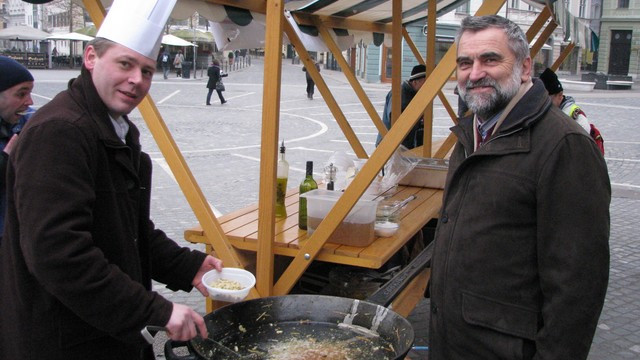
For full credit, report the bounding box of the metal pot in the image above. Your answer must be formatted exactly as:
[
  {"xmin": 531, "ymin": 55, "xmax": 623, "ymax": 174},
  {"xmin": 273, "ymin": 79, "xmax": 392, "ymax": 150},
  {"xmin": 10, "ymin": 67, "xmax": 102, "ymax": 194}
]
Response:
[{"xmin": 165, "ymin": 243, "xmax": 433, "ymax": 360}]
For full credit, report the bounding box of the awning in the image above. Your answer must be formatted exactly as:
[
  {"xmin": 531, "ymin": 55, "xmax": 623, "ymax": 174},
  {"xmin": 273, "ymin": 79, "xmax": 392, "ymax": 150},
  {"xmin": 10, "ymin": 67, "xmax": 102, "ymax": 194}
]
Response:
[
  {"xmin": 162, "ymin": 34, "xmax": 197, "ymax": 47},
  {"xmin": 73, "ymin": 0, "xmax": 473, "ymax": 50},
  {"xmin": 0, "ymin": 25, "xmax": 50, "ymax": 40},
  {"xmin": 47, "ymin": 32, "xmax": 94, "ymax": 41}
]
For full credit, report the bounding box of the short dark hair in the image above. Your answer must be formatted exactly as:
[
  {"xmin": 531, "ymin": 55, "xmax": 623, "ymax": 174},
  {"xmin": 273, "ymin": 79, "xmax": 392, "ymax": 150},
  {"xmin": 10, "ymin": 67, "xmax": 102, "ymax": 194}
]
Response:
[
  {"xmin": 87, "ymin": 37, "xmax": 117, "ymax": 57},
  {"xmin": 456, "ymin": 15, "xmax": 530, "ymax": 64}
]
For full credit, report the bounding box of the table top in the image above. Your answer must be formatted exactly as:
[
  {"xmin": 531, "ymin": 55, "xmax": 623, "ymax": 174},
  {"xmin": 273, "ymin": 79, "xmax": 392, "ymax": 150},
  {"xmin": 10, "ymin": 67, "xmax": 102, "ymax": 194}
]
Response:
[{"xmin": 185, "ymin": 185, "xmax": 443, "ymax": 269}]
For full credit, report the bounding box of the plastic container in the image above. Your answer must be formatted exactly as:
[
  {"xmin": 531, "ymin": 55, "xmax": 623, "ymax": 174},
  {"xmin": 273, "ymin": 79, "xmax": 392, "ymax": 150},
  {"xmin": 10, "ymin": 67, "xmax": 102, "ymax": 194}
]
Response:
[
  {"xmin": 202, "ymin": 268, "xmax": 255, "ymax": 303},
  {"xmin": 300, "ymin": 189, "xmax": 381, "ymax": 247}
]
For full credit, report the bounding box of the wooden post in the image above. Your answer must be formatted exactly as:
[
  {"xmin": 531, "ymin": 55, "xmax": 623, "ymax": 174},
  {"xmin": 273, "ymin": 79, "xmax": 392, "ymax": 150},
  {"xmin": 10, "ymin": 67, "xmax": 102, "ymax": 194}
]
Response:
[
  {"xmin": 255, "ymin": 0, "xmax": 285, "ymax": 298},
  {"xmin": 551, "ymin": 42, "xmax": 576, "ymax": 71},
  {"xmin": 391, "ymin": 0, "xmax": 402, "ymax": 127}
]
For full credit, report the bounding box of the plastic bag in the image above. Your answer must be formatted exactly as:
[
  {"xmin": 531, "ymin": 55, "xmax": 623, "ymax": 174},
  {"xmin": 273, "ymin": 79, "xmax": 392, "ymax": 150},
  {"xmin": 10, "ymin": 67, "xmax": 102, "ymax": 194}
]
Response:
[{"xmin": 366, "ymin": 145, "xmax": 420, "ymax": 196}]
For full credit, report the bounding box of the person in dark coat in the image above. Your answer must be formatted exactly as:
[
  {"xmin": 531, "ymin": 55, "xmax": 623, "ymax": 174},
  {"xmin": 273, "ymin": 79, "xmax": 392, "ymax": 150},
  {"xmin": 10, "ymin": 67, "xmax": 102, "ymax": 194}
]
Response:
[
  {"xmin": 375, "ymin": 64, "xmax": 427, "ymax": 148},
  {"xmin": 206, "ymin": 59, "xmax": 227, "ymax": 105},
  {"xmin": 0, "ymin": 1, "xmax": 223, "ymax": 359},
  {"xmin": 0, "ymin": 56, "xmax": 34, "ymax": 245},
  {"xmin": 302, "ymin": 57, "xmax": 321, "ymax": 99},
  {"xmin": 428, "ymin": 15, "xmax": 610, "ymax": 360}
]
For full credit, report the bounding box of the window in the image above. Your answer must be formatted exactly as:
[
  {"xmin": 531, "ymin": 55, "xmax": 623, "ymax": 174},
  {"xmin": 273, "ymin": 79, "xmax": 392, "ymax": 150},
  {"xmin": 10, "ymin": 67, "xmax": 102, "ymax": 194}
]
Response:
[
  {"xmin": 579, "ymin": 0, "xmax": 586, "ymax": 17},
  {"xmin": 510, "ymin": 0, "xmax": 519, "ymax": 9},
  {"xmin": 618, "ymin": 0, "xmax": 629, "ymax": 8},
  {"xmin": 456, "ymin": 2, "xmax": 469, "ymax": 14}
]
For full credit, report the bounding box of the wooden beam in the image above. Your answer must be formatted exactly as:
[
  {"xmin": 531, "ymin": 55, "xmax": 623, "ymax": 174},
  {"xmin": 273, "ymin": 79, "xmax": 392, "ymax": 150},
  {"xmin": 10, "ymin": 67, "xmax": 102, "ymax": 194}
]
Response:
[
  {"xmin": 403, "ymin": 26, "xmax": 425, "ymax": 65},
  {"xmin": 526, "ymin": 5, "xmax": 552, "ymax": 43},
  {"xmin": 422, "ymin": 0, "xmax": 437, "ymax": 158},
  {"xmin": 293, "ymin": 12, "xmax": 392, "ymax": 34},
  {"xmin": 551, "ymin": 42, "xmax": 575, "ymax": 71},
  {"xmin": 530, "ymin": 21, "xmax": 557, "ymax": 59},
  {"xmin": 255, "ymin": 0, "xmax": 285, "ymax": 298},
  {"xmin": 391, "ymin": 0, "xmax": 402, "ymax": 127},
  {"xmin": 82, "ymin": 0, "xmax": 105, "ymax": 27},
  {"xmin": 312, "ymin": 17, "xmax": 387, "ymax": 146},
  {"xmin": 433, "ymin": 132, "xmax": 457, "ymax": 159},
  {"xmin": 437, "ymin": 91, "xmax": 458, "ymax": 125},
  {"xmin": 283, "ymin": 21, "xmax": 369, "ymax": 159}
]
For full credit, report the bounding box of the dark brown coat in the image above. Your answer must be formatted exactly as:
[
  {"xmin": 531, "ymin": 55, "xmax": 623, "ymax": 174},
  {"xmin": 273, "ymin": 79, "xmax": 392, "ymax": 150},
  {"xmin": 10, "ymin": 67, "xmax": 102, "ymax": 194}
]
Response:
[
  {"xmin": 428, "ymin": 80, "xmax": 610, "ymax": 359},
  {"xmin": 0, "ymin": 68, "xmax": 207, "ymax": 360}
]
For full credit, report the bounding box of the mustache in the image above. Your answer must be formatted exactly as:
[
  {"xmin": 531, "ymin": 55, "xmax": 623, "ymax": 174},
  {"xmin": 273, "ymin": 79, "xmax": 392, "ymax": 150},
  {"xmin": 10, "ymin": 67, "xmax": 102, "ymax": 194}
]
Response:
[{"xmin": 465, "ymin": 77, "xmax": 498, "ymax": 90}]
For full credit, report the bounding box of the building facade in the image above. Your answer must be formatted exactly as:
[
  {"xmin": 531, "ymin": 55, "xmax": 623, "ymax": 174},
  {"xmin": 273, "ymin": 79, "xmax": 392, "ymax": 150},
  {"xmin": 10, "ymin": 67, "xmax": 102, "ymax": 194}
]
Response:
[{"xmin": 598, "ymin": 0, "xmax": 639, "ymax": 77}]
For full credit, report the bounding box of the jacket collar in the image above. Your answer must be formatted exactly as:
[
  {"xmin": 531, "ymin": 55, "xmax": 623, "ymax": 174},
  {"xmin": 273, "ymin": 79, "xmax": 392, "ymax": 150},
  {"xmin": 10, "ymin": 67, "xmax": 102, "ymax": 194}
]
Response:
[{"xmin": 67, "ymin": 67, "xmax": 141, "ymax": 151}]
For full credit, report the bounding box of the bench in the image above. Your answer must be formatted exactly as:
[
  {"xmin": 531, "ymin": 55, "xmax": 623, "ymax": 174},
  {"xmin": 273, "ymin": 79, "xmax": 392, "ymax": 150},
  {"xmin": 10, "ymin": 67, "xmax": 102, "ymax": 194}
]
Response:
[
  {"xmin": 607, "ymin": 80, "xmax": 633, "ymax": 90},
  {"xmin": 560, "ymin": 79, "xmax": 595, "ymax": 92}
]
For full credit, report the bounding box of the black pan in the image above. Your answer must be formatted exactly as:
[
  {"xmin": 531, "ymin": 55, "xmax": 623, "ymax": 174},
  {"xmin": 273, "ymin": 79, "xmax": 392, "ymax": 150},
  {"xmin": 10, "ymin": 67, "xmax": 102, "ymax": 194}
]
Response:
[{"xmin": 165, "ymin": 243, "xmax": 433, "ymax": 360}]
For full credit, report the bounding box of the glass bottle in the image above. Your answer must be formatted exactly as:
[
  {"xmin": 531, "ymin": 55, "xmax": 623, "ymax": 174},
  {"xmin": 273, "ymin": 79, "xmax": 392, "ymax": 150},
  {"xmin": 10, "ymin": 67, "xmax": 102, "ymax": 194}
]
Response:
[
  {"xmin": 298, "ymin": 161, "xmax": 318, "ymax": 230},
  {"xmin": 275, "ymin": 141, "xmax": 289, "ymax": 218}
]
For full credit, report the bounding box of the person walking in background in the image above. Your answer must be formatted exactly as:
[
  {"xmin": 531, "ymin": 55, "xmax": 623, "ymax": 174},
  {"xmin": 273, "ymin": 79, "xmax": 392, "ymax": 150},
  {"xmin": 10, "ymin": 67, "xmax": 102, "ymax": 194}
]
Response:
[
  {"xmin": 0, "ymin": 56, "xmax": 34, "ymax": 245},
  {"xmin": 206, "ymin": 59, "xmax": 227, "ymax": 105},
  {"xmin": 173, "ymin": 49, "xmax": 184, "ymax": 77},
  {"xmin": 302, "ymin": 57, "xmax": 321, "ymax": 100},
  {"xmin": 375, "ymin": 64, "xmax": 427, "ymax": 148},
  {"xmin": 428, "ymin": 15, "xmax": 610, "ymax": 360},
  {"xmin": 0, "ymin": 1, "xmax": 223, "ymax": 359},
  {"xmin": 160, "ymin": 47, "xmax": 170, "ymax": 79},
  {"xmin": 539, "ymin": 67, "xmax": 604, "ymax": 154}
]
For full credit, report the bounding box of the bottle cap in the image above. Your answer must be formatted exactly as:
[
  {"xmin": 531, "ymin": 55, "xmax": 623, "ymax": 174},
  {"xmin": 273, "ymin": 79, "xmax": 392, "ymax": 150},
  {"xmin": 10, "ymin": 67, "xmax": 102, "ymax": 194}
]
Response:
[
  {"xmin": 280, "ymin": 140, "xmax": 285, "ymax": 153},
  {"xmin": 306, "ymin": 161, "xmax": 313, "ymax": 174}
]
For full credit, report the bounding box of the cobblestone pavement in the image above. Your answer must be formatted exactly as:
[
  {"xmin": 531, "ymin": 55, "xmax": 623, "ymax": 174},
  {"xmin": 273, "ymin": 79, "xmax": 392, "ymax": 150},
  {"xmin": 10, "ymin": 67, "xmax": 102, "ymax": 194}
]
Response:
[{"xmin": 29, "ymin": 58, "xmax": 640, "ymax": 359}]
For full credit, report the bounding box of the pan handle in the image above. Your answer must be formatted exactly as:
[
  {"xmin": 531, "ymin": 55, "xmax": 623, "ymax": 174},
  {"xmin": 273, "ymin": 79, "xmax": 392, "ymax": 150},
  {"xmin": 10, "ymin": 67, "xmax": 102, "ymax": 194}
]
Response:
[
  {"xmin": 366, "ymin": 241, "xmax": 434, "ymax": 307},
  {"xmin": 164, "ymin": 340, "xmax": 199, "ymax": 360}
]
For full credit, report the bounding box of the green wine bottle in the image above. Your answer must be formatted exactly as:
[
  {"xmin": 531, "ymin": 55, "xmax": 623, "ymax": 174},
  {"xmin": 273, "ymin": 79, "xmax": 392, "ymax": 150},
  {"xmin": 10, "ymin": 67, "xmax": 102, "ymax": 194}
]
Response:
[
  {"xmin": 298, "ymin": 161, "xmax": 318, "ymax": 230},
  {"xmin": 275, "ymin": 141, "xmax": 289, "ymax": 218}
]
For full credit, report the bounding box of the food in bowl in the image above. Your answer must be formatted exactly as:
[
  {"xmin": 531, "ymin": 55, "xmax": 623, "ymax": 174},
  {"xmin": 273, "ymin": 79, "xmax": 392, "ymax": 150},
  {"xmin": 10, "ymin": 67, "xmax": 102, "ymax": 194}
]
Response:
[
  {"xmin": 208, "ymin": 278, "xmax": 243, "ymax": 290},
  {"xmin": 203, "ymin": 268, "xmax": 255, "ymax": 303}
]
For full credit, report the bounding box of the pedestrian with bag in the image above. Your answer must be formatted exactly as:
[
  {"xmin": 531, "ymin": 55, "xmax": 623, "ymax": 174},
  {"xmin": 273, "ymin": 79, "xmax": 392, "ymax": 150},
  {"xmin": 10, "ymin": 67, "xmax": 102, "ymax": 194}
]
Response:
[
  {"xmin": 0, "ymin": 1, "xmax": 224, "ymax": 359},
  {"xmin": 206, "ymin": 59, "xmax": 227, "ymax": 105},
  {"xmin": 302, "ymin": 57, "xmax": 321, "ymax": 100},
  {"xmin": 173, "ymin": 49, "xmax": 184, "ymax": 77}
]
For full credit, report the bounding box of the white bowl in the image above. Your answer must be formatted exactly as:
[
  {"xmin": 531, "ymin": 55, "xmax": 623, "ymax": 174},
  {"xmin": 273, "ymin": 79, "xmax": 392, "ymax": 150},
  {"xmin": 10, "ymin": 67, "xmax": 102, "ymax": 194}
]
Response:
[{"xmin": 202, "ymin": 268, "xmax": 255, "ymax": 303}]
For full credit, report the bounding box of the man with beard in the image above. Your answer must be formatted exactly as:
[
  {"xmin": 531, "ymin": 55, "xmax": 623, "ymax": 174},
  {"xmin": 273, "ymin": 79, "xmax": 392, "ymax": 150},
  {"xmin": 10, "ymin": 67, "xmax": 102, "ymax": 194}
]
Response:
[
  {"xmin": 0, "ymin": 1, "xmax": 223, "ymax": 359},
  {"xmin": 427, "ymin": 15, "xmax": 610, "ymax": 360}
]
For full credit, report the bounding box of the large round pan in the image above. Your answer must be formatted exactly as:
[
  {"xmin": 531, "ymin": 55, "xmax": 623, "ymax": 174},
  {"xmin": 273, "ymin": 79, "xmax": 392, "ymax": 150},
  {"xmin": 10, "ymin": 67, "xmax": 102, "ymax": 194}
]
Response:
[{"xmin": 166, "ymin": 243, "xmax": 433, "ymax": 360}]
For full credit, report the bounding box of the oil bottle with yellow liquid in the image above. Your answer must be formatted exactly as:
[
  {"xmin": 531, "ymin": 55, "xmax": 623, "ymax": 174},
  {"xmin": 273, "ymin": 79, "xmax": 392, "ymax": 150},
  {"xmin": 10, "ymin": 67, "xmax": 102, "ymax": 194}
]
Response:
[{"xmin": 275, "ymin": 141, "xmax": 289, "ymax": 218}]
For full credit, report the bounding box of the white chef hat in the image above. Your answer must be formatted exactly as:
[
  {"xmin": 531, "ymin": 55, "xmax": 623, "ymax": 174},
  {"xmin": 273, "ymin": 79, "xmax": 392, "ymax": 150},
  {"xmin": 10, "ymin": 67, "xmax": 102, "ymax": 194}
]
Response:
[{"xmin": 96, "ymin": 0, "xmax": 177, "ymax": 61}]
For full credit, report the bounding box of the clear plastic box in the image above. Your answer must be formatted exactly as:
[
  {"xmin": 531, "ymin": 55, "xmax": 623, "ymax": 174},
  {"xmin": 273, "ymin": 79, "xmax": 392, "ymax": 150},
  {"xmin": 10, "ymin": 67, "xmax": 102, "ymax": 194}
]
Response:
[{"xmin": 300, "ymin": 189, "xmax": 381, "ymax": 247}]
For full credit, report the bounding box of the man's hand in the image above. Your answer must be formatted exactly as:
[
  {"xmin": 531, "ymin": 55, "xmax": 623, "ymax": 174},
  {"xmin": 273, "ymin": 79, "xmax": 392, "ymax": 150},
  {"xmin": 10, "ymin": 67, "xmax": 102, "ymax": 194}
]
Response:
[
  {"xmin": 3, "ymin": 134, "xmax": 18, "ymax": 155},
  {"xmin": 192, "ymin": 255, "xmax": 223, "ymax": 297},
  {"xmin": 165, "ymin": 303, "xmax": 208, "ymax": 340}
]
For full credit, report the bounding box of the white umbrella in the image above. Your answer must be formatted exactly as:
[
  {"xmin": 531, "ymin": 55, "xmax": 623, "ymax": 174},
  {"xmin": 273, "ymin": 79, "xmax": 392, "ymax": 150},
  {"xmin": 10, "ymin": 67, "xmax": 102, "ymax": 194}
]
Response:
[
  {"xmin": 161, "ymin": 34, "xmax": 196, "ymax": 47},
  {"xmin": 0, "ymin": 25, "xmax": 50, "ymax": 40},
  {"xmin": 47, "ymin": 32, "xmax": 94, "ymax": 41}
]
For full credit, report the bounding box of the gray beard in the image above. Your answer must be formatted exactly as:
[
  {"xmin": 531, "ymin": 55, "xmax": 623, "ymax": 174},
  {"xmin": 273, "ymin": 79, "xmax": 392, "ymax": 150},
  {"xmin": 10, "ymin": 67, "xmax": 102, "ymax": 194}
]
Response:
[{"xmin": 459, "ymin": 67, "xmax": 522, "ymax": 120}]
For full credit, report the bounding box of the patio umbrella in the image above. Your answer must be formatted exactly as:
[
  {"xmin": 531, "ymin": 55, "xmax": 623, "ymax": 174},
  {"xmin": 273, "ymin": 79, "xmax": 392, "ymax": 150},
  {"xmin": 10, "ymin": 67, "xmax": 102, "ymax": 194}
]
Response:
[
  {"xmin": 162, "ymin": 34, "xmax": 196, "ymax": 47},
  {"xmin": 47, "ymin": 32, "xmax": 94, "ymax": 41},
  {"xmin": 0, "ymin": 25, "xmax": 50, "ymax": 40}
]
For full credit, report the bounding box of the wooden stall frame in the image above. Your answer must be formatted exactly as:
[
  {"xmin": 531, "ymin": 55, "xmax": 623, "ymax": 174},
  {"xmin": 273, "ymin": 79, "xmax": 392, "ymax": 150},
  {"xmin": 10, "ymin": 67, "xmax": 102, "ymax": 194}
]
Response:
[{"xmin": 81, "ymin": 0, "xmax": 566, "ymax": 303}]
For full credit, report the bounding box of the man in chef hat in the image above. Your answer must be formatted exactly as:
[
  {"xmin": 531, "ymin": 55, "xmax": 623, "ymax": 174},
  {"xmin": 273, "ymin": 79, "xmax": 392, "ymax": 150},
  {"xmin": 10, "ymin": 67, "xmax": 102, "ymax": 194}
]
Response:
[{"xmin": 0, "ymin": 1, "xmax": 224, "ymax": 359}]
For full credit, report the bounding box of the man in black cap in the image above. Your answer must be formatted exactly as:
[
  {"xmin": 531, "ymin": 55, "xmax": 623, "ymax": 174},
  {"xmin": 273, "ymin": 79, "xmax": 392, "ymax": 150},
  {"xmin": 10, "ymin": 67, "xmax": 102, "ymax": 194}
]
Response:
[
  {"xmin": 539, "ymin": 67, "xmax": 603, "ymax": 154},
  {"xmin": 0, "ymin": 56, "xmax": 34, "ymax": 244},
  {"xmin": 375, "ymin": 64, "xmax": 427, "ymax": 148}
]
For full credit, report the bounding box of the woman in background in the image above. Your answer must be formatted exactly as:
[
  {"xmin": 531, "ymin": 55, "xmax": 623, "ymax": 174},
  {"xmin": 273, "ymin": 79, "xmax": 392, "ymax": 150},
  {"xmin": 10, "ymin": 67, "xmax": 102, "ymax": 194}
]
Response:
[{"xmin": 206, "ymin": 59, "xmax": 227, "ymax": 105}]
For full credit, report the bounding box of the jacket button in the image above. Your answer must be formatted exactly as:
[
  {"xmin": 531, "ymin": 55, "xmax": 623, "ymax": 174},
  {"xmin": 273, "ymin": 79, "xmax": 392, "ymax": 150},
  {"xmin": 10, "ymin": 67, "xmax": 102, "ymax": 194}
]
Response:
[
  {"xmin": 441, "ymin": 215, "xmax": 448, "ymax": 223},
  {"xmin": 432, "ymin": 304, "xmax": 438, "ymax": 314}
]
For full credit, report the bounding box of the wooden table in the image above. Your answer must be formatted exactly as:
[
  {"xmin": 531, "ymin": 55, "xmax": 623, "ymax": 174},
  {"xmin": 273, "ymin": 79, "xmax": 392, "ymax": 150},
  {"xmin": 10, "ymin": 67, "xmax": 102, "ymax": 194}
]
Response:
[
  {"xmin": 185, "ymin": 185, "xmax": 442, "ymax": 269},
  {"xmin": 185, "ymin": 185, "xmax": 443, "ymax": 316}
]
